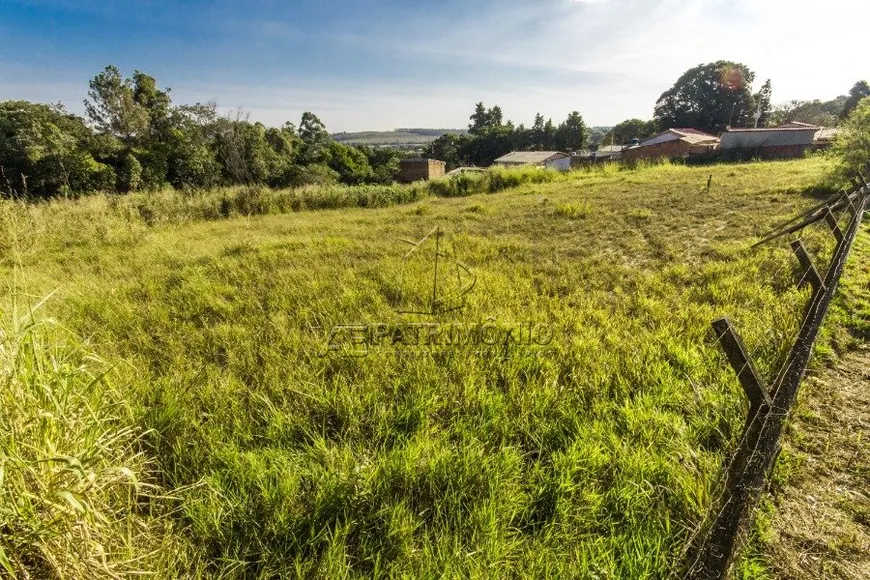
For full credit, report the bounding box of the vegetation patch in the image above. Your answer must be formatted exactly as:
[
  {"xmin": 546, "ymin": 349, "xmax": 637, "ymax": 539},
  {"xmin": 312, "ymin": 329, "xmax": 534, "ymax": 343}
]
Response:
[
  {"xmin": 0, "ymin": 302, "xmax": 190, "ymax": 577},
  {"xmin": 0, "ymin": 157, "xmax": 851, "ymax": 577}
]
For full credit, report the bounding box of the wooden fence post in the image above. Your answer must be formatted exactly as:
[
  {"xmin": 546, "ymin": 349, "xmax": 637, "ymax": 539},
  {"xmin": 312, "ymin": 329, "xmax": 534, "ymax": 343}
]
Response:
[
  {"xmin": 790, "ymin": 240, "xmax": 825, "ymax": 294},
  {"xmin": 823, "ymin": 208, "xmax": 844, "ymax": 244},
  {"xmin": 686, "ymin": 177, "xmax": 868, "ymax": 580},
  {"xmin": 711, "ymin": 317, "xmax": 770, "ymax": 413}
]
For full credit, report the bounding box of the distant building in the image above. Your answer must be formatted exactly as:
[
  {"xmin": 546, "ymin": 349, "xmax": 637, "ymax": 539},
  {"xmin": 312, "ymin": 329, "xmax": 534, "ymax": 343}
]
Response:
[
  {"xmin": 399, "ymin": 158, "xmax": 447, "ymax": 182},
  {"xmin": 813, "ymin": 127, "xmax": 839, "ymax": 148},
  {"xmin": 621, "ymin": 128, "xmax": 719, "ymax": 162},
  {"xmin": 569, "ymin": 145, "xmax": 626, "ymax": 167},
  {"xmin": 719, "ymin": 124, "xmax": 822, "ymax": 159},
  {"xmin": 593, "ymin": 145, "xmax": 626, "ymax": 161},
  {"xmin": 493, "ymin": 151, "xmax": 568, "ymax": 167},
  {"xmin": 545, "ymin": 156, "xmax": 572, "ymax": 172}
]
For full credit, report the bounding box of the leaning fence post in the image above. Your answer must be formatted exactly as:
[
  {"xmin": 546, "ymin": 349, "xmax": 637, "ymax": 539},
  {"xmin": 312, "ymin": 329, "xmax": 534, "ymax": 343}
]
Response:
[
  {"xmin": 687, "ymin": 173, "xmax": 868, "ymax": 580},
  {"xmin": 711, "ymin": 317, "xmax": 771, "ymax": 414},
  {"xmin": 790, "ymin": 240, "xmax": 825, "ymax": 294},
  {"xmin": 845, "ymin": 195, "xmax": 860, "ymax": 218},
  {"xmin": 823, "ymin": 208, "xmax": 844, "ymax": 244}
]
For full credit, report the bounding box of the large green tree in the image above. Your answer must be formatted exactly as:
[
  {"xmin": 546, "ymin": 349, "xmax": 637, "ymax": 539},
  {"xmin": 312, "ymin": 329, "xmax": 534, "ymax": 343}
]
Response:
[
  {"xmin": 422, "ymin": 133, "xmax": 472, "ymax": 170},
  {"xmin": 298, "ymin": 111, "xmax": 331, "ymax": 165},
  {"xmin": 769, "ymin": 97, "xmax": 848, "ymax": 127},
  {"xmin": 752, "ymin": 79, "xmax": 773, "ymax": 127},
  {"xmin": 84, "ymin": 66, "xmax": 175, "ymax": 189},
  {"xmin": 84, "ymin": 65, "xmax": 150, "ymax": 148},
  {"xmin": 468, "ymin": 103, "xmax": 504, "ymax": 136},
  {"xmin": 554, "ymin": 111, "xmax": 588, "ymax": 151},
  {"xmin": 840, "ymin": 80, "xmax": 870, "ymax": 120},
  {"xmin": 358, "ymin": 145, "xmax": 404, "ymax": 184},
  {"xmin": 0, "ymin": 101, "xmax": 114, "ymax": 197},
  {"xmin": 166, "ymin": 102, "xmax": 222, "ymax": 190},
  {"xmin": 654, "ymin": 61, "xmax": 756, "ymax": 134},
  {"xmin": 600, "ymin": 118, "xmax": 658, "ymax": 146}
]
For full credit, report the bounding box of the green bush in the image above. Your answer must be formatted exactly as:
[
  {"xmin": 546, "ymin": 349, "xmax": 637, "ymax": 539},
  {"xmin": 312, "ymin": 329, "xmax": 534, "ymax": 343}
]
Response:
[
  {"xmin": 78, "ymin": 155, "xmax": 116, "ymax": 193},
  {"xmin": 487, "ymin": 166, "xmax": 559, "ymax": 192},
  {"xmin": 117, "ymin": 153, "xmax": 143, "ymax": 192},
  {"xmin": 831, "ymin": 96, "xmax": 870, "ymax": 182},
  {"xmin": 427, "ymin": 167, "xmax": 560, "ymax": 198}
]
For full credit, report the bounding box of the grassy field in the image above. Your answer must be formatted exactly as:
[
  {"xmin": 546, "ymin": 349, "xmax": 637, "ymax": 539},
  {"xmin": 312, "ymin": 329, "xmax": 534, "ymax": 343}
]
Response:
[{"xmin": 0, "ymin": 157, "xmax": 855, "ymax": 578}]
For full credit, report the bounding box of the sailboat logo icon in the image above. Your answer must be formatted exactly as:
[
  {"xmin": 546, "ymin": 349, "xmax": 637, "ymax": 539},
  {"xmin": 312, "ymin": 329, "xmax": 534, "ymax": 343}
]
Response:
[{"xmin": 396, "ymin": 226, "xmax": 476, "ymax": 315}]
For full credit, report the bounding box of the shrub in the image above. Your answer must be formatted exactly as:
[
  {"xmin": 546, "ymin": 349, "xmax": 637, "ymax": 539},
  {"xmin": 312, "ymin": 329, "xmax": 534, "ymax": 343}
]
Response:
[
  {"xmin": 73, "ymin": 155, "xmax": 116, "ymax": 193},
  {"xmin": 487, "ymin": 166, "xmax": 559, "ymax": 192},
  {"xmin": 831, "ymin": 96, "xmax": 870, "ymax": 182},
  {"xmin": 117, "ymin": 153, "xmax": 143, "ymax": 192},
  {"xmin": 272, "ymin": 163, "xmax": 339, "ymax": 189}
]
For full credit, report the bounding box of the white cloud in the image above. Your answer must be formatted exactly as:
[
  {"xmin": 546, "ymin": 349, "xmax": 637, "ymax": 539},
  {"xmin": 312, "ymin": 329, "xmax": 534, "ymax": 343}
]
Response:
[{"xmin": 3, "ymin": 0, "xmax": 868, "ymax": 130}]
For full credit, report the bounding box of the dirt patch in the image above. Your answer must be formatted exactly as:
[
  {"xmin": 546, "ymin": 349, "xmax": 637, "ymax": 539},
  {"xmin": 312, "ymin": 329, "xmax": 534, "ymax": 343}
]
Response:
[{"xmin": 765, "ymin": 345, "xmax": 870, "ymax": 579}]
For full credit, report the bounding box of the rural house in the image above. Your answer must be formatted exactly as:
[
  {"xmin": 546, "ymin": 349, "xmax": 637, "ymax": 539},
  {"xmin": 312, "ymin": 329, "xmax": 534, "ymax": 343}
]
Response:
[
  {"xmin": 620, "ymin": 128, "xmax": 719, "ymax": 162},
  {"xmin": 544, "ymin": 155, "xmax": 573, "ymax": 172},
  {"xmin": 813, "ymin": 127, "xmax": 839, "ymax": 148},
  {"xmin": 592, "ymin": 144, "xmax": 626, "ymax": 161},
  {"xmin": 719, "ymin": 123, "xmax": 833, "ymax": 159},
  {"xmin": 569, "ymin": 145, "xmax": 626, "ymax": 168},
  {"xmin": 493, "ymin": 151, "xmax": 568, "ymax": 167},
  {"xmin": 398, "ymin": 158, "xmax": 446, "ymax": 182}
]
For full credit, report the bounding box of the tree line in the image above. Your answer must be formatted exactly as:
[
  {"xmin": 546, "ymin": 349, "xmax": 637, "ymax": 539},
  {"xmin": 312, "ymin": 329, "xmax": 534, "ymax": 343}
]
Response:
[
  {"xmin": 427, "ymin": 61, "xmax": 867, "ymax": 170},
  {"xmin": 423, "ymin": 104, "xmax": 589, "ymax": 169},
  {"xmin": 3, "ymin": 61, "xmax": 867, "ymax": 198},
  {"xmin": 604, "ymin": 62, "xmax": 868, "ymax": 145},
  {"xmin": 0, "ymin": 66, "xmax": 405, "ymax": 198}
]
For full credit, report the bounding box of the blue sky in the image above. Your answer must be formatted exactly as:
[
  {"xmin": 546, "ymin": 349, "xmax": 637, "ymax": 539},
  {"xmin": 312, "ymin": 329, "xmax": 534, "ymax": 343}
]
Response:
[{"xmin": 1, "ymin": 0, "xmax": 868, "ymax": 131}]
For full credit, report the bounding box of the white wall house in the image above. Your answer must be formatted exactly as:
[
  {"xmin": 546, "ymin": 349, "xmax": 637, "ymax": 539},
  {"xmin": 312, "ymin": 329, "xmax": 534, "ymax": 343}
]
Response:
[{"xmin": 544, "ymin": 156, "xmax": 572, "ymax": 172}]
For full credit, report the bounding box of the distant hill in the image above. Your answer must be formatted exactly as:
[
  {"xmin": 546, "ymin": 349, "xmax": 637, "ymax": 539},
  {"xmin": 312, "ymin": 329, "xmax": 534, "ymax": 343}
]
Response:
[
  {"xmin": 332, "ymin": 126, "xmax": 614, "ymax": 149},
  {"xmin": 331, "ymin": 128, "xmax": 466, "ymax": 147}
]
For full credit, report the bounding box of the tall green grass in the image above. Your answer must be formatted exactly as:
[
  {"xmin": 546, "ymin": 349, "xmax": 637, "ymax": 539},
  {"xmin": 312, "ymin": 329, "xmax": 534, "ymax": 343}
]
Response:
[
  {"xmin": 6, "ymin": 166, "xmax": 570, "ymax": 233},
  {"xmin": 0, "ymin": 156, "xmax": 847, "ymax": 578},
  {"xmin": 0, "ymin": 299, "xmax": 191, "ymax": 577}
]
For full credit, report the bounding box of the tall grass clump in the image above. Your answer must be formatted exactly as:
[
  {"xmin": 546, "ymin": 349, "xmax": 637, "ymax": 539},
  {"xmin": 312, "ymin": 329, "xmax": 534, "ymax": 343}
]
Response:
[
  {"xmin": 427, "ymin": 166, "xmax": 563, "ymax": 198},
  {"xmin": 116, "ymin": 182, "xmax": 428, "ymax": 225},
  {"xmin": 0, "ymin": 300, "xmax": 186, "ymax": 578},
  {"xmin": 486, "ymin": 166, "xmax": 561, "ymax": 191}
]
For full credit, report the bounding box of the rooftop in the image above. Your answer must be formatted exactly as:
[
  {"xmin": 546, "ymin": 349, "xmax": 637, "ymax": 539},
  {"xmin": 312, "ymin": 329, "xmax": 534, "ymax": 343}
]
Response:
[
  {"xmin": 671, "ymin": 128, "xmax": 717, "ymax": 137},
  {"xmin": 723, "ymin": 126, "xmax": 820, "ymax": 133},
  {"xmin": 639, "ymin": 128, "xmax": 719, "ymax": 147},
  {"xmin": 778, "ymin": 121, "xmax": 820, "ymax": 129},
  {"xmin": 493, "ymin": 151, "xmax": 567, "ymax": 164},
  {"xmin": 445, "ymin": 167, "xmax": 485, "ymax": 176}
]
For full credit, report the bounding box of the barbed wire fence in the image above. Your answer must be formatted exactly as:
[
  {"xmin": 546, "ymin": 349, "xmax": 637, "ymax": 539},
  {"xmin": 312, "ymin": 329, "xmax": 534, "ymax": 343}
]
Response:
[{"xmin": 681, "ymin": 164, "xmax": 870, "ymax": 579}]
